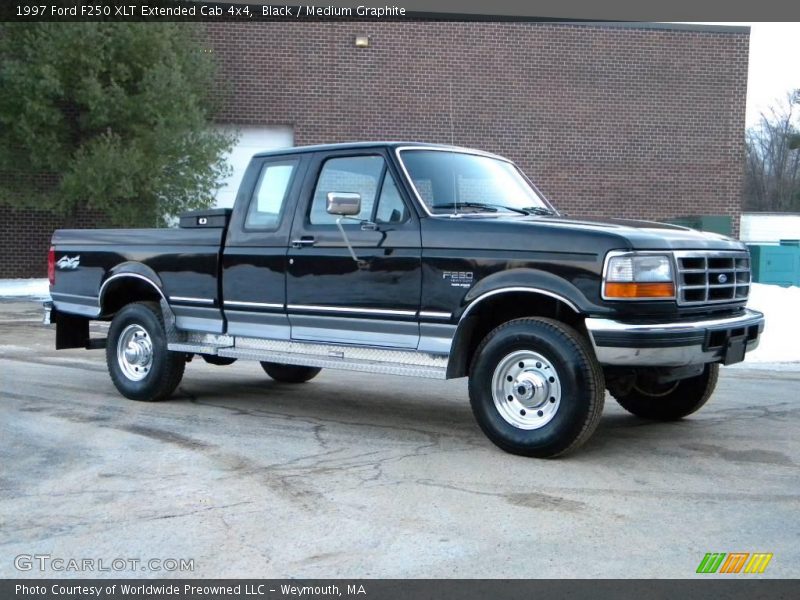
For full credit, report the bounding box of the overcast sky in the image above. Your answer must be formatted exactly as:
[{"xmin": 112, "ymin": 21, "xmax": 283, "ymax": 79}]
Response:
[{"xmin": 689, "ymin": 22, "xmax": 800, "ymax": 127}]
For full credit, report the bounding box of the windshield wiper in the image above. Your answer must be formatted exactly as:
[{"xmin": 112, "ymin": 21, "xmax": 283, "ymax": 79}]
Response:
[
  {"xmin": 432, "ymin": 202, "xmax": 496, "ymax": 213},
  {"xmin": 518, "ymin": 206, "xmax": 555, "ymax": 216},
  {"xmin": 431, "ymin": 203, "xmax": 555, "ymax": 216},
  {"xmin": 432, "ymin": 202, "xmax": 529, "ymax": 215}
]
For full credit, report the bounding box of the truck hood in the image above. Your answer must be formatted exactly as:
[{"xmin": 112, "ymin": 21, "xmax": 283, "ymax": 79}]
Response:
[
  {"xmin": 422, "ymin": 213, "xmax": 745, "ymax": 256},
  {"xmin": 518, "ymin": 214, "xmax": 744, "ymax": 251}
]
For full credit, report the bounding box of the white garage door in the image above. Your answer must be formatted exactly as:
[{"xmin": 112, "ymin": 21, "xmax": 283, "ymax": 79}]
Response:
[
  {"xmin": 214, "ymin": 125, "xmax": 294, "ymax": 209},
  {"xmin": 740, "ymin": 213, "xmax": 800, "ymax": 243}
]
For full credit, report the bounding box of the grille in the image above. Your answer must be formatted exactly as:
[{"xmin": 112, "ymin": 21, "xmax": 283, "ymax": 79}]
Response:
[{"xmin": 674, "ymin": 251, "xmax": 751, "ymax": 306}]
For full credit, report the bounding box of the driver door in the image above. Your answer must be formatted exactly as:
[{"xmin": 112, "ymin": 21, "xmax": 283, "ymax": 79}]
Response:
[{"xmin": 286, "ymin": 150, "xmax": 422, "ymax": 348}]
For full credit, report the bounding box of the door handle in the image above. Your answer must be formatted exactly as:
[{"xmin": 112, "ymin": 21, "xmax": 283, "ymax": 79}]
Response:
[{"xmin": 291, "ymin": 236, "xmax": 315, "ymax": 249}]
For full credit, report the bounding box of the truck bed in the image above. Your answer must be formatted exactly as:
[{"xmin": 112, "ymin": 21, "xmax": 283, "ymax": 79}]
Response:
[{"xmin": 50, "ymin": 226, "xmax": 227, "ymax": 332}]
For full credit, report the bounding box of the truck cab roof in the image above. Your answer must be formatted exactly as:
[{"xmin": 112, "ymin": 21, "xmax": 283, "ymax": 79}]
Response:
[{"xmin": 251, "ymin": 141, "xmax": 506, "ymax": 160}]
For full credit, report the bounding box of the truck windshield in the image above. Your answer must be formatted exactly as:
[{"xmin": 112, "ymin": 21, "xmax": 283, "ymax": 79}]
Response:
[{"xmin": 398, "ymin": 149, "xmax": 553, "ymax": 216}]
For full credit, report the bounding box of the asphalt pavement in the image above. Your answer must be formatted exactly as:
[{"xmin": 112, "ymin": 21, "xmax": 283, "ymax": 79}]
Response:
[{"xmin": 1, "ymin": 300, "xmax": 798, "ymax": 578}]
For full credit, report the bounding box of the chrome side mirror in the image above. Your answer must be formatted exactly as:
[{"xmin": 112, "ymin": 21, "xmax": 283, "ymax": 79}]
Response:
[
  {"xmin": 326, "ymin": 192, "xmax": 361, "ymax": 216},
  {"xmin": 325, "ymin": 192, "xmax": 366, "ymax": 268}
]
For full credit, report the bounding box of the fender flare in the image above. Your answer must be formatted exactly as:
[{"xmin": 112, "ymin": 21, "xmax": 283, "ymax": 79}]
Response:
[
  {"xmin": 98, "ymin": 263, "xmax": 168, "ymax": 315},
  {"xmin": 459, "ymin": 268, "xmax": 600, "ymax": 318},
  {"xmin": 446, "ymin": 269, "xmax": 600, "ymax": 378}
]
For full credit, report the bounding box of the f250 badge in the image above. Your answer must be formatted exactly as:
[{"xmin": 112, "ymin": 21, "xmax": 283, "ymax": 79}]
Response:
[
  {"xmin": 443, "ymin": 271, "xmax": 474, "ymax": 288},
  {"xmin": 56, "ymin": 255, "xmax": 80, "ymax": 270}
]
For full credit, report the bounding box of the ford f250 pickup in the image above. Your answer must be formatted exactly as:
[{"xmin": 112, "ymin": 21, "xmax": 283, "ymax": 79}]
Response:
[{"xmin": 44, "ymin": 142, "xmax": 765, "ymax": 457}]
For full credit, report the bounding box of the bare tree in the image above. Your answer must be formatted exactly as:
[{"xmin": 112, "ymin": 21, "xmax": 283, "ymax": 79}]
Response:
[{"xmin": 744, "ymin": 91, "xmax": 800, "ymax": 212}]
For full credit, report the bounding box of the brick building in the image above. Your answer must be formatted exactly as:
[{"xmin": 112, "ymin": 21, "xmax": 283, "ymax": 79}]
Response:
[{"xmin": 1, "ymin": 20, "xmax": 749, "ymax": 278}]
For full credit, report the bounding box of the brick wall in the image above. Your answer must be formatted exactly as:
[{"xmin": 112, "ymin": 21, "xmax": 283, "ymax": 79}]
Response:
[
  {"xmin": 207, "ymin": 20, "xmax": 748, "ymax": 231},
  {"xmin": 1, "ymin": 21, "xmax": 748, "ymax": 278},
  {"xmin": 0, "ymin": 207, "xmax": 108, "ymax": 278}
]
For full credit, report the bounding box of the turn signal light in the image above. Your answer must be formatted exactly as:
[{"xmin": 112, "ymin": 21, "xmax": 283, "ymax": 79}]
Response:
[{"xmin": 604, "ymin": 282, "xmax": 675, "ymax": 299}]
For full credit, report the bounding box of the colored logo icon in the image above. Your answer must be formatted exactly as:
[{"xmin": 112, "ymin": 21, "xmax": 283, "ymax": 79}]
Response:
[{"xmin": 696, "ymin": 552, "xmax": 773, "ymax": 574}]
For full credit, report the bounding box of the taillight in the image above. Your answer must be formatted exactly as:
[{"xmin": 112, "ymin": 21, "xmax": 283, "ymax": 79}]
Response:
[{"xmin": 48, "ymin": 246, "xmax": 55, "ymax": 287}]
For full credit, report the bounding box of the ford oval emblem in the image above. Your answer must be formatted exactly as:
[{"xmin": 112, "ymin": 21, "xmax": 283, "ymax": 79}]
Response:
[{"xmin": 718, "ymin": 273, "xmax": 728, "ymax": 284}]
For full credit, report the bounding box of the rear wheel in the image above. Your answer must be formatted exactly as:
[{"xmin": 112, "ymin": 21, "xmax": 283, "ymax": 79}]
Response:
[
  {"xmin": 468, "ymin": 318, "xmax": 605, "ymax": 458},
  {"xmin": 610, "ymin": 364, "xmax": 719, "ymax": 420},
  {"xmin": 106, "ymin": 302, "xmax": 185, "ymax": 401},
  {"xmin": 260, "ymin": 362, "xmax": 321, "ymax": 383}
]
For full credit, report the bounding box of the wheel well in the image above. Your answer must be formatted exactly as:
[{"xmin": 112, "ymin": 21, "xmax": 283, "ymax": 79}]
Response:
[
  {"xmin": 447, "ymin": 291, "xmax": 586, "ymax": 378},
  {"xmin": 100, "ymin": 277, "xmax": 163, "ymax": 318}
]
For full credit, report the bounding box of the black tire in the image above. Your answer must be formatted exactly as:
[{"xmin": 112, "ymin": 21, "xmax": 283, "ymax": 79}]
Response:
[
  {"xmin": 106, "ymin": 301, "xmax": 185, "ymax": 401},
  {"xmin": 610, "ymin": 364, "xmax": 719, "ymax": 421},
  {"xmin": 468, "ymin": 317, "xmax": 605, "ymax": 458},
  {"xmin": 260, "ymin": 362, "xmax": 322, "ymax": 383}
]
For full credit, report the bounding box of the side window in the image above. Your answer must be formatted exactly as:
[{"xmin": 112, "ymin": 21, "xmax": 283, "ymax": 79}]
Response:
[
  {"xmin": 309, "ymin": 156, "xmax": 384, "ymax": 225},
  {"xmin": 375, "ymin": 172, "xmax": 409, "ymax": 224},
  {"xmin": 245, "ymin": 159, "xmax": 298, "ymax": 230}
]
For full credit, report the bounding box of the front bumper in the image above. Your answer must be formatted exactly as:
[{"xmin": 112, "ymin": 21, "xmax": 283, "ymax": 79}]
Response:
[{"xmin": 585, "ymin": 308, "xmax": 765, "ymax": 367}]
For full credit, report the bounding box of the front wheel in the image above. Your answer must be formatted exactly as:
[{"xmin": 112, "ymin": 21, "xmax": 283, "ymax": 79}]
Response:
[
  {"xmin": 468, "ymin": 318, "xmax": 605, "ymax": 458},
  {"xmin": 260, "ymin": 362, "xmax": 321, "ymax": 383},
  {"xmin": 610, "ymin": 364, "xmax": 719, "ymax": 420},
  {"xmin": 106, "ymin": 301, "xmax": 185, "ymax": 401}
]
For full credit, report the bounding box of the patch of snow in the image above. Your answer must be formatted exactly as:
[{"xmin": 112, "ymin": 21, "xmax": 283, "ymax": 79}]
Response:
[
  {"xmin": 0, "ymin": 278, "xmax": 50, "ymax": 300},
  {"xmin": 734, "ymin": 283, "xmax": 800, "ymax": 366},
  {"xmin": 729, "ymin": 362, "xmax": 800, "ymax": 372}
]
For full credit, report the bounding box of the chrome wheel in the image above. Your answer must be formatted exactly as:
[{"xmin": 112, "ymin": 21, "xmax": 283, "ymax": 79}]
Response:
[
  {"xmin": 116, "ymin": 323, "xmax": 153, "ymax": 381},
  {"xmin": 491, "ymin": 350, "xmax": 562, "ymax": 430}
]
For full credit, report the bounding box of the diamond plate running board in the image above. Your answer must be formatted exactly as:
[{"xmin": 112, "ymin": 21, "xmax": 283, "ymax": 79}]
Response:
[{"xmin": 170, "ymin": 335, "xmax": 448, "ymax": 379}]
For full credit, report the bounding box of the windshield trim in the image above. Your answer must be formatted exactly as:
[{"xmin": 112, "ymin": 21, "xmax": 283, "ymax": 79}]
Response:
[{"xmin": 394, "ymin": 146, "xmax": 557, "ymax": 219}]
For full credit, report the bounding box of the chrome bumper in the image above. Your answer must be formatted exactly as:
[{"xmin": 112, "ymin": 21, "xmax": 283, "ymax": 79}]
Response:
[
  {"xmin": 43, "ymin": 301, "xmax": 53, "ymax": 325},
  {"xmin": 585, "ymin": 309, "xmax": 765, "ymax": 367}
]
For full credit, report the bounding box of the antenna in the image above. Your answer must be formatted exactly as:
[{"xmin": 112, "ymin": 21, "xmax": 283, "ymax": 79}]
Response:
[
  {"xmin": 449, "ymin": 80, "xmax": 457, "ymax": 216},
  {"xmin": 449, "ymin": 81, "xmax": 455, "ymax": 145}
]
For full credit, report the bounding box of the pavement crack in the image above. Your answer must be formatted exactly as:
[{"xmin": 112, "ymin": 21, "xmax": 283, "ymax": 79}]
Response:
[{"xmin": 145, "ymin": 501, "xmax": 253, "ymax": 522}]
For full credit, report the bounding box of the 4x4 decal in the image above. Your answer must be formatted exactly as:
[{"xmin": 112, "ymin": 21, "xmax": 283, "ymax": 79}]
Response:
[{"xmin": 56, "ymin": 255, "xmax": 80, "ymax": 270}]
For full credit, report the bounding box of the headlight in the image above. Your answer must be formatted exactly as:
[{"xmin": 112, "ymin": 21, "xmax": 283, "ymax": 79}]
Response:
[{"xmin": 603, "ymin": 253, "xmax": 675, "ymax": 300}]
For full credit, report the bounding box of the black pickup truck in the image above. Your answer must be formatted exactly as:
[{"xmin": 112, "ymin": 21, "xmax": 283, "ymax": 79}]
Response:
[{"xmin": 45, "ymin": 142, "xmax": 765, "ymax": 457}]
